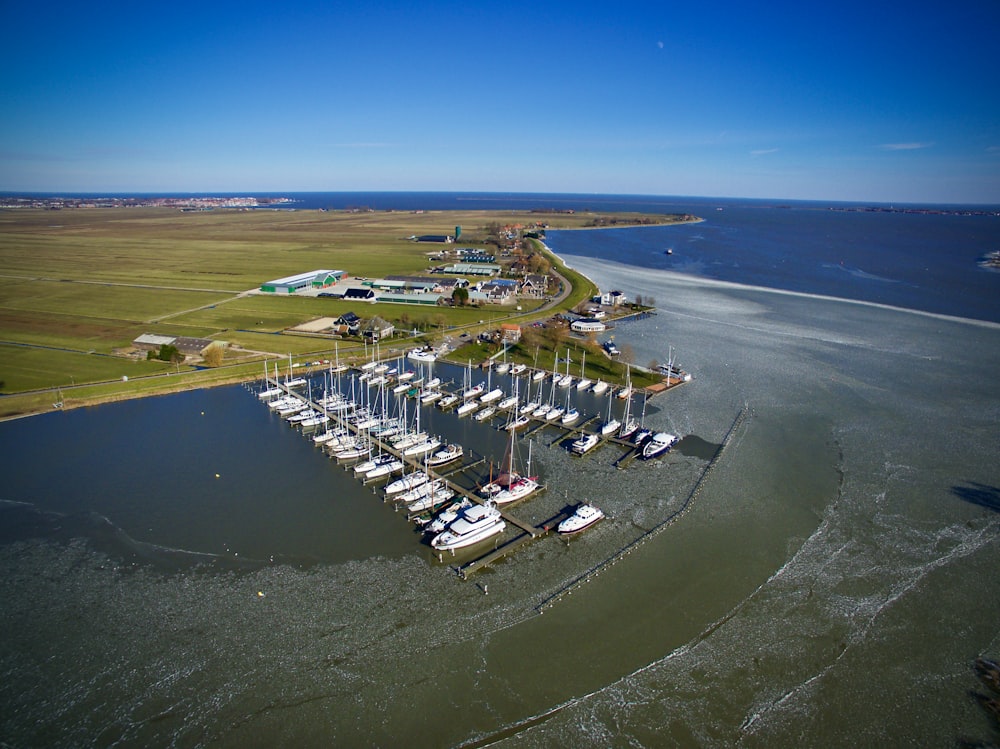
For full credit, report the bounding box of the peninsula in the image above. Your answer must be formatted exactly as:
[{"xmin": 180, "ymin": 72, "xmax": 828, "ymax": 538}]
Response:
[{"xmin": 0, "ymin": 201, "xmax": 698, "ymax": 418}]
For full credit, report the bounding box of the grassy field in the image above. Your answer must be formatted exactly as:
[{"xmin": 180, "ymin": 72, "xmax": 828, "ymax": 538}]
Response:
[{"xmin": 0, "ymin": 206, "xmax": 688, "ymax": 412}]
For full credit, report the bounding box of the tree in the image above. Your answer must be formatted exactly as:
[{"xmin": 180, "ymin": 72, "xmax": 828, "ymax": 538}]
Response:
[
  {"xmin": 634, "ymin": 293, "xmax": 644, "ymax": 307},
  {"xmin": 202, "ymin": 344, "xmax": 225, "ymax": 367},
  {"xmin": 452, "ymin": 287, "xmax": 469, "ymax": 306},
  {"xmin": 153, "ymin": 343, "xmax": 183, "ymax": 363}
]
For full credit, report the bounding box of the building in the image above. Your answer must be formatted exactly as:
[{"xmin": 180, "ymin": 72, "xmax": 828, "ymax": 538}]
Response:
[
  {"xmin": 343, "ymin": 287, "xmax": 377, "ymax": 301},
  {"xmin": 570, "ymin": 319, "xmax": 607, "ymax": 333},
  {"xmin": 520, "ymin": 274, "xmax": 548, "ymax": 297},
  {"xmin": 378, "ymin": 292, "xmax": 444, "ymax": 306},
  {"xmin": 362, "ymin": 316, "xmax": 395, "ymax": 341},
  {"xmin": 336, "ymin": 312, "xmax": 361, "ymax": 334},
  {"xmin": 132, "ymin": 333, "xmax": 177, "ymax": 352},
  {"xmin": 260, "ymin": 269, "xmax": 345, "ymax": 294},
  {"xmin": 442, "ymin": 263, "xmax": 501, "ymax": 276},
  {"xmin": 500, "ymin": 323, "xmax": 522, "ymax": 343}
]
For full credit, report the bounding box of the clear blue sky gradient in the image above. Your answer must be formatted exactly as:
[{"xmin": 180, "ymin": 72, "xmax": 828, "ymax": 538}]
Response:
[{"xmin": 3, "ymin": 0, "xmax": 999, "ymax": 203}]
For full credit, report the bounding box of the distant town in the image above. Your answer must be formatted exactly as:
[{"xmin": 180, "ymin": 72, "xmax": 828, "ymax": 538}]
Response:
[{"xmin": 0, "ymin": 195, "xmax": 293, "ymax": 210}]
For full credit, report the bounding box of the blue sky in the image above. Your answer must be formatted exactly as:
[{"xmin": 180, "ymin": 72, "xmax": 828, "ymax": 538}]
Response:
[{"xmin": 2, "ymin": 0, "xmax": 999, "ymax": 203}]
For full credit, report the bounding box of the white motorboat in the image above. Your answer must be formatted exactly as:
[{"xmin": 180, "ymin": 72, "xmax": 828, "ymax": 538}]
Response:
[
  {"xmin": 431, "ymin": 503, "xmax": 506, "ymax": 550},
  {"xmin": 642, "ymin": 432, "xmax": 678, "ymax": 459},
  {"xmin": 570, "ymin": 433, "xmax": 600, "ymax": 455},
  {"xmin": 557, "ymin": 504, "xmax": 605, "ymax": 534},
  {"xmin": 426, "ymin": 443, "xmax": 463, "ymax": 467},
  {"xmin": 425, "ymin": 499, "xmax": 472, "ymax": 535},
  {"xmin": 407, "ymin": 347, "xmax": 437, "ymax": 363}
]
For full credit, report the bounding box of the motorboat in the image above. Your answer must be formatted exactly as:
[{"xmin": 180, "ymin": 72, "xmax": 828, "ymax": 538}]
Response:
[
  {"xmin": 431, "ymin": 503, "xmax": 505, "ymax": 550},
  {"xmin": 557, "ymin": 504, "xmax": 605, "ymax": 534},
  {"xmin": 570, "ymin": 433, "xmax": 600, "ymax": 455},
  {"xmin": 425, "ymin": 499, "xmax": 472, "ymax": 535},
  {"xmin": 642, "ymin": 432, "xmax": 678, "ymax": 459},
  {"xmin": 426, "ymin": 443, "xmax": 463, "ymax": 467},
  {"xmin": 407, "ymin": 347, "xmax": 437, "ymax": 363}
]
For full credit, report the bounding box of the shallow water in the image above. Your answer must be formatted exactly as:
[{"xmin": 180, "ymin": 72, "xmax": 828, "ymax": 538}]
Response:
[{"xmin": 2, "ymin": 258, "xmax": 1000, "ymax": 746}]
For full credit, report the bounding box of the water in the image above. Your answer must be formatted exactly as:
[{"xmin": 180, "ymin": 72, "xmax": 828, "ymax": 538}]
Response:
[{"xmin": 2, "ymin": 197, "xmax": 1000, "ymax": 747}]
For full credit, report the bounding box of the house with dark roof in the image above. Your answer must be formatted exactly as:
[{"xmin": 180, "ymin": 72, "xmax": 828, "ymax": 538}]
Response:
[
  {"xmin": 343, "ymin": 287, "xmax": 377, "ymax": 301},
  {"xmin": 336, "ymin": 312, "xmax": 361, "ymax": 334}
]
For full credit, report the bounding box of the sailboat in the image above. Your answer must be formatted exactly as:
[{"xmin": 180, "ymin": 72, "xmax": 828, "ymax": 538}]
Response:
[
  {"xmin": 575, "ymin": 350, "xmax": 592, "ymax": 391},
  {"xmin": 557, "ymin": 350, "xmax": 573, "ymax": 388},
  {"xmin": 560, "ymin": 388, "xmax": 580, "ymax": 425},
  {"xmin": 618, "ymin": 377, "xmax": 639, "ymax": 439},
  {"xmin": 599, "ymin": 391, "xmax": 621, "ymax": 436},
  {"xmin": 491, "ymin": 436, "xmax": 539, "ymax": 505}
]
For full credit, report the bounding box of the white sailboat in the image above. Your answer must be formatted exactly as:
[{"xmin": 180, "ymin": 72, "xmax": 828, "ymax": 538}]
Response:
[
  {"xmin": 599, "ymin": 391, "xmax": 621, "ymax": 436},
  {"xmin": 575, "ymin": 350, "xmax": 592, "ymax": 391}
]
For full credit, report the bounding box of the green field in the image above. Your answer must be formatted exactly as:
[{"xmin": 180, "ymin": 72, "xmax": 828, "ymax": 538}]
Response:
[{"xmin": 0, "ymin": 206, "xmax": 688, "ymax": 412}]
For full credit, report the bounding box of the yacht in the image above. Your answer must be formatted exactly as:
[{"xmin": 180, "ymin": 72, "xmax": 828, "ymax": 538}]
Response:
[
  {"xmin": 570, "ymin": 433, "xmax": 600, "ymax": 455},
  {"xmin": 425, "ymin": 499, "xmax": 472, "ymax": 535},
  {"xmin": 557, "ymin": 504, "xmax": 605, "ymax": 534},
  {"xmin": 407, "ymin": 347, "xmax": 437, "ymax": 363},
  {"xmin": 431, "ymin": 503, "xmax": 506, "ymax": 550},
  {"xmin": 426, "ymin": 443, "xmax": 463, "ymax": 467},
  {"xmin": 642, "ymin": 432, "xmax": 678, "ymax": 459}
]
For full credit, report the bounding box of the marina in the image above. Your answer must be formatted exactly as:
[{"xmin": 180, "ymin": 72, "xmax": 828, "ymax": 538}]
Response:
[{"xmin": 252, "ymin": 351, "xmax": 691, "ymax": 576}]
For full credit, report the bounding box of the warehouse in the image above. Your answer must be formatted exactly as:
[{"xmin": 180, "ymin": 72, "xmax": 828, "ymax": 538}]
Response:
[{"xmin": 260, "ymin": 269, "xmax": 345, "ymax": 294}]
